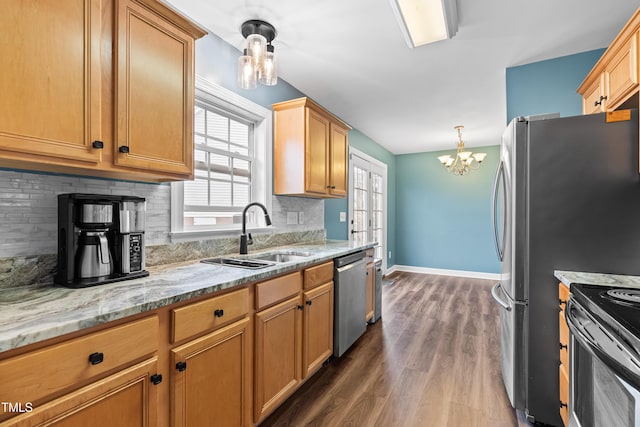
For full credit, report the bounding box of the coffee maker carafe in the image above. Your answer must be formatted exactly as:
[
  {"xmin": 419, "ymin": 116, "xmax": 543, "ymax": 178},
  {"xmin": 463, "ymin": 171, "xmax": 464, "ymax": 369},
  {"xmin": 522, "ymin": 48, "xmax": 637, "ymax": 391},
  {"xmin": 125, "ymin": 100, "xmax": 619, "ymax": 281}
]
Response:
[
  {"xmin": 55, "ymin": 194, "xmax": 149, "ymax": 288},
  {"xmin": 75, "ymin": 201, "xmax": 114, "ymax": 280}
]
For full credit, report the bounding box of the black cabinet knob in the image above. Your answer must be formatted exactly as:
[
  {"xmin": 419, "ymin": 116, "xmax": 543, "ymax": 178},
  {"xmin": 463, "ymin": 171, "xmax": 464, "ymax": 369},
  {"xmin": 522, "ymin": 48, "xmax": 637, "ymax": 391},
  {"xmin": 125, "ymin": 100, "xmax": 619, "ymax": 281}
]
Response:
[
  {"xmin": 88, "ymin": 352, "xmax": 104, "ymax": 365},
  {"xmin": 306, "ymin": 300, "xmax": 312, "ymax": 306},
  {"xmin": 214, "ymin": 309, "xmax": 224, "ymax": 318},
  {"xmin": 92, "ymin": 140, "xmax": 104, "ymax": 149},
  {"xmin": 176, "ymin": 361, "xmax": 187, "ymax": 372},
  {"xmin": 150, "ymin": 374, "xmax": 163, "ymax": 385},
  {"xmin": 118, "ymin": 145, "xmax": 130, "ymax": 154},
  {"xmin": 297, "ymin": 305, "xmax": 304, "ymax": 311}
]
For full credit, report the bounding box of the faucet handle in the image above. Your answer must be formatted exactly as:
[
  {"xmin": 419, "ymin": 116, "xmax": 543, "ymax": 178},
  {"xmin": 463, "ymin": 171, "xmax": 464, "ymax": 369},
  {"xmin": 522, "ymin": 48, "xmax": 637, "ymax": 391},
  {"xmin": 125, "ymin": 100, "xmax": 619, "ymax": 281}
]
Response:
[{"xmin": 247, "ymin": 232, "xmax": 253, "ymax": 246}]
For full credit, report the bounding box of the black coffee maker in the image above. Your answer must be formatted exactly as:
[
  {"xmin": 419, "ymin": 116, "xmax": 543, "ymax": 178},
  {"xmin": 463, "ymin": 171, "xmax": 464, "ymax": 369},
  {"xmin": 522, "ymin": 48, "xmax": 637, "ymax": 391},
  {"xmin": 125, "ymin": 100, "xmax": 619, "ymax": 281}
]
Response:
[{"xmin": 55, "ymin": 194, "xmax": 149, "ymax": 288}]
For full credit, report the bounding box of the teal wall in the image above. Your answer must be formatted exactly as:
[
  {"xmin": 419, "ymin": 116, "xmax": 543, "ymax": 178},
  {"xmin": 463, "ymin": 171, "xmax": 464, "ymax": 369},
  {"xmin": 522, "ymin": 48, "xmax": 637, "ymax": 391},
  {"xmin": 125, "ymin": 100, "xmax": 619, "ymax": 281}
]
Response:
[
  {"xmin": 324, "ymin": 130, "xmax": 397, "ymax": 266},
  {"xmin": 506, "ymin": 49, "xmax": 605, "ymax": 122},
  {"xmin": 395, "ymin": 146, "xmax": 500, "ymax": 272}
]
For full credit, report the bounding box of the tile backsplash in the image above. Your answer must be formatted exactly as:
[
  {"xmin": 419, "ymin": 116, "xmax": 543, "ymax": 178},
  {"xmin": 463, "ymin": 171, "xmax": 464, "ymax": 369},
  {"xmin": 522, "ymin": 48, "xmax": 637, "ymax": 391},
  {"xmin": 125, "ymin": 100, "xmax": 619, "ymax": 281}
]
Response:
[{"xmin": 0, "ymin": 169, "xmax": 325, "ymax": 259}]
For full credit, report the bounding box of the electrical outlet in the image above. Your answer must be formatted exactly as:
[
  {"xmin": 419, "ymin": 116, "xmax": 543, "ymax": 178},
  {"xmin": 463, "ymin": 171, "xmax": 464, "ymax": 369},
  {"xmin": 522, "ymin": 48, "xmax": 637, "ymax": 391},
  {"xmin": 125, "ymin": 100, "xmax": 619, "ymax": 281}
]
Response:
[
  {"xmin": 298, "ymin": 211, "xmax": 304, "ymax": 224},
  {"xmin": 339, "ymin": 212, "xmax": 346, "ymax": 222},
  {"xmin": 388, "ymin": 251, "xmax": 392, "ymax": 259},
  {"xmin": 286, "ymin": 211, "xmax": 298, "ymax": 225}
]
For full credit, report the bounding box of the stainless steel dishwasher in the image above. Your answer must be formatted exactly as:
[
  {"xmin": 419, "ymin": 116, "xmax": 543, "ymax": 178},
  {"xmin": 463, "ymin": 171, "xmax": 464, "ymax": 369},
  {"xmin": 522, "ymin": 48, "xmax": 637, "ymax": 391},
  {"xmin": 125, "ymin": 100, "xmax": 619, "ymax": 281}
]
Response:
[{"xmin": 333, "ymin": 250, "xmax": 367, "ymax": 357}]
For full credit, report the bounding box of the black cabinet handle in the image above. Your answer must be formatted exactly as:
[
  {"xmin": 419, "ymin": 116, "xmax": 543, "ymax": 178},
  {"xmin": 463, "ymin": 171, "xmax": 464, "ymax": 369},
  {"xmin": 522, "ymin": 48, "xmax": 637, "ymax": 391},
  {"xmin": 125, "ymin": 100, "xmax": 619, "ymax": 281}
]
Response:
[
  {"xmin": 560, "ymin": 343, "xmax": 567, "ymax": 350},
  {"xmin": 306, "ymin": 300, "xmax": 312, "ymax": 306},
  {"xmin": 176, "ymin": 361, "xmax": 187, "ymax": 372},
  {"xmin": 150, "ymin": 374, "xmax": 163, "ymax": 385},
  {"xmin": 559, "ymin": 401, "xmax": 567, "ymax": 409},
  {"xmin": 214, "ymin": 309, "xmax": 224, "ymax": 318},
  {"xmin": 92, "ymin": 140, "xmax": 104, "ymax": 149},
  {"xmin": 297, "ymin": 305, "xmax": 304, "ymax": 311},
  {"xmin": 118, "ymin": 145, "xmax": 130, "ymax": 154},
  {"xmin": 88, "ymin": 352, "xmax": 104, "ymax": 365},
  {"xmin": 594, "ymin": 95, "xmax": 608, "ymax": 107}
]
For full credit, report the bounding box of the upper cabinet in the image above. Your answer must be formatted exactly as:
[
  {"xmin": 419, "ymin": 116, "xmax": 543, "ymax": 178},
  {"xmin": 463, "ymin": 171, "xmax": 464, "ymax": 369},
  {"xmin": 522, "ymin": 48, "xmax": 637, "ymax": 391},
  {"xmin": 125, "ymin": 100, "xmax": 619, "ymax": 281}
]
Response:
[
  {"xmin": 578, "ymin": 9, "xmax": 640, "ymax": 114},
  {"xmin": 273, "ymin": 97, "xmax": 351, "ymax": 198},
  {"xmin": 0, "ymin": 0, "xmax": 206, "ymax": 182}
]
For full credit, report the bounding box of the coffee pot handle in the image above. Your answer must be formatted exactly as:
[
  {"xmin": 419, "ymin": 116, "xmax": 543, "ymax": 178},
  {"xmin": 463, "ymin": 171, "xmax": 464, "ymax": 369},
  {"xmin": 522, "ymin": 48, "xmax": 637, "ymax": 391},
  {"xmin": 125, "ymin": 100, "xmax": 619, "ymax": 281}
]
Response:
[{"xmin": 98, "ymin": 235, "xmax": 110, "ymax": 265}]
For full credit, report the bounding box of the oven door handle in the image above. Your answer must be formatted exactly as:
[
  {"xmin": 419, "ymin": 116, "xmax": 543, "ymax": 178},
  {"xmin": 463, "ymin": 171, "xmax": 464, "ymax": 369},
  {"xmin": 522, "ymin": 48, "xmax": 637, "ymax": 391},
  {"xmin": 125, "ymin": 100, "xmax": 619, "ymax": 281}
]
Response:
[{"xmin": 566, "ymin": 298, "xmax": 640, "ymax": 387}]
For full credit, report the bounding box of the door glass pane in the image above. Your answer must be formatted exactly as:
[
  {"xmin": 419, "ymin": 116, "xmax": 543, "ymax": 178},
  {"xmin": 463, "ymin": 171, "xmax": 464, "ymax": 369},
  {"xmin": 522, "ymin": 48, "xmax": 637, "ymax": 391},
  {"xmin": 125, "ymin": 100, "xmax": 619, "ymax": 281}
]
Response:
[
  {"xmin": 352, "ymin": 165, "xmax": 368, "ymax": 247},
  {"xmin": 372, "ymin": 172, "xmax": 383, "ymax": 259}
]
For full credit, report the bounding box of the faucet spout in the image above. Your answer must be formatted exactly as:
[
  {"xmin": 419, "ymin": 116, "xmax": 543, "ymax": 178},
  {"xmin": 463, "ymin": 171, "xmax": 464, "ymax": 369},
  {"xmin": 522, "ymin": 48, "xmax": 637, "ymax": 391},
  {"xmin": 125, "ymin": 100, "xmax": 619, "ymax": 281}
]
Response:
[{"xmin": 240, "ymin": 202, "xmax": 272, "ymax": 254}]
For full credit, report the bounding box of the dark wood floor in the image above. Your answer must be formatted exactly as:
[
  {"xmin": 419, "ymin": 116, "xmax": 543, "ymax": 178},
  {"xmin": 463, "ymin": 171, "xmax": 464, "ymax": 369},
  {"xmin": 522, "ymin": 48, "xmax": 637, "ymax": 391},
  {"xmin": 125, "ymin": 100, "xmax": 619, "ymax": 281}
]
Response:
[{"xmin": 260, "ymin": 272, "xmax": 533, "ymax": 427}]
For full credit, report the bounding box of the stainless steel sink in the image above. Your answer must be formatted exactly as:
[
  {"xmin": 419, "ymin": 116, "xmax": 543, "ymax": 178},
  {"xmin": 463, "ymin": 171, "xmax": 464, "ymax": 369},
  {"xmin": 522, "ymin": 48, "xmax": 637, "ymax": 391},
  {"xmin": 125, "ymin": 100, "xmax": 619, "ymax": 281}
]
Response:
[
  {"xmin": 248, "ymin": 251, "xmax": 312, "ymax": 263},
  {"xmin": 200, "ymin": 258, "xmax": 275, "ymax": 269}
]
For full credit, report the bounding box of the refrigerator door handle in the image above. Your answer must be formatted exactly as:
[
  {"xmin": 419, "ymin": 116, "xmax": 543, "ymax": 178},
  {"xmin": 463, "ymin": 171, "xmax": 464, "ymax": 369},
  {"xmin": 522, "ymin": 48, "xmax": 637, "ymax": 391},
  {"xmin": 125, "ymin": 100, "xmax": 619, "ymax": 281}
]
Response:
[
  {"xmin": 491, "ymin": 282, "xmax": 512, "ymax": 311},
  {"xmin": 492, "ymin": 161, "xmax": 506, "ymax": 261}
]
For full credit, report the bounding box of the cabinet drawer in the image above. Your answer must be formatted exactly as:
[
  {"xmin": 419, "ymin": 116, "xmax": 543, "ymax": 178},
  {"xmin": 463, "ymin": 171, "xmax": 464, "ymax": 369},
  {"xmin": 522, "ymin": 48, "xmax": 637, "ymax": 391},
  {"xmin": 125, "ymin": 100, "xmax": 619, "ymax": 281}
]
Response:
[
  {"xmin": 172, "ymin": 288, "xmax": 249, "ymax": 343},
  {"xmin": 559, "ymin": 282, "xmax": 570, "ymax": 308},
  {"xmin": 255, "ymin": 272, "xmax": 302, "ymax": 310},
  {"xmin": 0, "ymin": 316, "xmax": 158, "ymax": 406},
  {"xmin": 303, "ymin": 261, "xmax": 333, "ymax": 290},
  {"xmin": 559, "ymin": 312, "xmax": 569, "ymax": 347}
]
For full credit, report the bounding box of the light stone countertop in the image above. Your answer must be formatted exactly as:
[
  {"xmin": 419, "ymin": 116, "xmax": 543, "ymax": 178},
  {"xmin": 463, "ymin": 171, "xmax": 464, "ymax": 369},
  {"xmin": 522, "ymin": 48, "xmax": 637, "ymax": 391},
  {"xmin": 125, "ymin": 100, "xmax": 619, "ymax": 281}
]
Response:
[
  {"xmin": 555, "ymin": 270, "xmax": 640, "ymax": 290},
  {"xmin": 0, "ymin": 240, "xmax": 375, "ymax": 353}
]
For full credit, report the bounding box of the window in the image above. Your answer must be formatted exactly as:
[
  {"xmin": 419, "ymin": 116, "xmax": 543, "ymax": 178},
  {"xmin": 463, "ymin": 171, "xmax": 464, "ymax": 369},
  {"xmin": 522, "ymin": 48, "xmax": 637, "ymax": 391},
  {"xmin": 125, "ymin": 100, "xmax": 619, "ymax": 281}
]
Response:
[{"xmin": 171, "ymin": 77, "xmax": 272, "ymax": 237}]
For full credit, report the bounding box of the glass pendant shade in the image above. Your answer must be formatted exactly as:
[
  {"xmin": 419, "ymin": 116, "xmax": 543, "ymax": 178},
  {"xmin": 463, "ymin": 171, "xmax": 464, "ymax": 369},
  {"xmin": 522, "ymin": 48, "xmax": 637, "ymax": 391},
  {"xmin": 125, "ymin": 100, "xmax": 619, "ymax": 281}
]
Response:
[
  {"xmin": 458, "ymin": 151, "xmax": 472, "ymax": 161},
  {"xmin": 246, "ymin": 34, "xmax": 267, "ymax": 68},
  {"xmin": 438, "ymin": 154, "xmax": 452, "ymax": 164},
  {"xmin": 237, "ymin": 50, "xmax": 256, "ymax": 90},
  {"xmin": 473, "ymin": 152, "xmax": 487, "ymax": 163},
  {"xmin": 259, "ymin": 45, "xmax": 278, "ymax": 86}
]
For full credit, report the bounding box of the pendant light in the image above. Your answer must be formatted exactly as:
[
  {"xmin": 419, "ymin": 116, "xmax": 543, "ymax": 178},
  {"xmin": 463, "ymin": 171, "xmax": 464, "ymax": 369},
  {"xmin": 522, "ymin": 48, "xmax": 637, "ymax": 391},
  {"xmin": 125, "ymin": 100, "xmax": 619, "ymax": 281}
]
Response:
[{"xmin": 237, "ymin": 20, "xmax": 278, "ymax": 89}]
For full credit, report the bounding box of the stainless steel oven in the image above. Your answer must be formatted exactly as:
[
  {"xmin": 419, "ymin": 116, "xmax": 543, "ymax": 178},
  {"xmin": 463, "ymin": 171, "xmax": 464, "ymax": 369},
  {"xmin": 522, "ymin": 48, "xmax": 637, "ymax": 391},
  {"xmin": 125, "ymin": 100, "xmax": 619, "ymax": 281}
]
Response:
[{"xmin": 566, "ymin": 297, "xmax": 640, "ymax": 427}]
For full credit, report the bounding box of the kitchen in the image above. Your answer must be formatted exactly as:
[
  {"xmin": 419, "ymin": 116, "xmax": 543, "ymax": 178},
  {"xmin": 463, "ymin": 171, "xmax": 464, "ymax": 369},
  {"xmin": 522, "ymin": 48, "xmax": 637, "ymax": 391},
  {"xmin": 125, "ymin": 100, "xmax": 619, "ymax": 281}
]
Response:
[{"xmin": 1, "ymin": 0, "xmax": 640, "ymax": 426}]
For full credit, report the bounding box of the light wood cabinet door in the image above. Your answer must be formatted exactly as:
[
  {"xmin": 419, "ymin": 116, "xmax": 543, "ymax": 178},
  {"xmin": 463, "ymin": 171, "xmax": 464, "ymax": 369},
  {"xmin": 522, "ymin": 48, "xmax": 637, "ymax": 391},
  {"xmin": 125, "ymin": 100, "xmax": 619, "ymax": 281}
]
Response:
[
  {"xmin": 2, "ymin": 358, "xmax": 159, "ymax": 426},
  {"xmin": 366, "ymin": 263, "xmax": 375, "ymax": 322},
  {"xmin": 254, "ymin": 295, "xmax": 302, "ymax": 422},
  {"xmin": 606, "ymin": 32, "xmax": 638, "ymax": 109},
  {"xmin": 302, "ymin": 281, "xmax": 334, "ymax": 379},
  {"xmin": 305, "ymin": 108, "xmax": 330, "ymax": 195},
  {"xmin": 329, "ymin": 123, "xmax": 348, "ymax": 197},
  {"xmin": 171, "ymin": 317, "xmax": 251, "ymax": 427},
  {"xmin": 114, "ymin": 0, "xmax": 195, "ymax": 177},
  {"xmin": 0, "ymin": 0, "xmax": 102, "ymax": 164}
]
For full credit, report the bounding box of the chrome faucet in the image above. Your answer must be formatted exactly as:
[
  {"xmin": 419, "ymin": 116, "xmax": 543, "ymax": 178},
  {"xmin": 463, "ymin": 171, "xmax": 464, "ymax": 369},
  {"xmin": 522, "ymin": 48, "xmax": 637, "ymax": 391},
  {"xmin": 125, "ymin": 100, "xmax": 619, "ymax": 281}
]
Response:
[{"xmin": 240, "ymin": 202, "xmax": 272, "ymax": 254}]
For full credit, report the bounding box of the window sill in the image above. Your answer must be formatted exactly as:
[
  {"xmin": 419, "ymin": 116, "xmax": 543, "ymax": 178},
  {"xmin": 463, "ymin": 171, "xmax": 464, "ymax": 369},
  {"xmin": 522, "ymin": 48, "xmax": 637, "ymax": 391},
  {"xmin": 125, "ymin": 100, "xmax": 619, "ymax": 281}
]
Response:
[{"xmin": 169, "ymin": 226, "xmax": 276, "ymax": 243}]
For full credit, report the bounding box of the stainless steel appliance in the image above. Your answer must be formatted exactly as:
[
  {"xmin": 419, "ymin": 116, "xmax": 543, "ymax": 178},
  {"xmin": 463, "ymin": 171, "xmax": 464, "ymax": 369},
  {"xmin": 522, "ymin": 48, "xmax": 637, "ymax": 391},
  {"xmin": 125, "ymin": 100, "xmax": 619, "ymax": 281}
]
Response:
[
  {"xmin": 491, "ymin": 111, "xmax": 640, "ymax": 425},
  {"xmin": 566, "ymin": 284, "xmax": 640, "ymax": 427},
  {"xmin": 55, "ymin": 194, "xmax": 149, "ymax": 288},
  {"xmin": 333, "ymin": 250, "xmax": 367, "ymax": 357},
  {"xmin": 369, "ymin": 258, "xmax": 383, "ymax": 323}
]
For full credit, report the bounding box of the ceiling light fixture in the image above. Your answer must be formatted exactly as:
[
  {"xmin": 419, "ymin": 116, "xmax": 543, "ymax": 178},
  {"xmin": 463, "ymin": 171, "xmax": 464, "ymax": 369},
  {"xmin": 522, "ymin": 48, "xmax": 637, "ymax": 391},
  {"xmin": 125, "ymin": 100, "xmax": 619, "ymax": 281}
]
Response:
[
  {"xmin": 388, "ymin": 0, "xmax": 458, "ymax": 48},
  {"xmin": 237, "ymin": 20, "xmax": 278, "ymax": 90},
  {"xmin": 437, "ymin": 126, "xmax": 486, "ymax": 176}
]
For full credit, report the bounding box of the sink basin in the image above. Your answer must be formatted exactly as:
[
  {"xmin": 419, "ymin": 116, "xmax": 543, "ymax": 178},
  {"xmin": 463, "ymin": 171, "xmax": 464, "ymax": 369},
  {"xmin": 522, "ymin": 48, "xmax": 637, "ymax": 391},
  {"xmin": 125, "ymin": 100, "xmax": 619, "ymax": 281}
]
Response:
[
  {"xmin": 201, "ymin": 258, "xmax": 275, "ymax": 269},
  {"xmin": 248, "ymin": 251, "xmax": 312, "ymax": 263}
]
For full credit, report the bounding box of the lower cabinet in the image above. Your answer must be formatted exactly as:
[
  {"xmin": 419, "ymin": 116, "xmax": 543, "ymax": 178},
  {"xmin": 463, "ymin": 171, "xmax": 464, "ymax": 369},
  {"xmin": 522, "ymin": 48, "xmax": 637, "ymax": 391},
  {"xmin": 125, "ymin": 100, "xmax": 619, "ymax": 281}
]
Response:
[
  {"xmin": 2, "ymin": 357, "xmax": 159, "ymax": 426},
  {"xmin": 171, "ymin": 317, "xmax": 251, "ymax": 427},
  {"xmin": 254, "ymin": 295, "xmax": 303, "ymax": 422},
  {"xmin": 365, "ymin": 262, "xmax": 375, "ymax": 322},
  {"xmin": 302, "ymin": 281, "xmax": 334, "ymax": 378}
]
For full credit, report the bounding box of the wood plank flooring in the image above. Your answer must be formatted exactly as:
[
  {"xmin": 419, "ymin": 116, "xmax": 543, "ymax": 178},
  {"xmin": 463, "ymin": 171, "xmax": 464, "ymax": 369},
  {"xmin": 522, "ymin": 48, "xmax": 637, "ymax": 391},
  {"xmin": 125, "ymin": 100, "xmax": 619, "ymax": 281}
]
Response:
[{"xmin": 260, "ymin": 272, "xmax": 534, "ymax": 427}]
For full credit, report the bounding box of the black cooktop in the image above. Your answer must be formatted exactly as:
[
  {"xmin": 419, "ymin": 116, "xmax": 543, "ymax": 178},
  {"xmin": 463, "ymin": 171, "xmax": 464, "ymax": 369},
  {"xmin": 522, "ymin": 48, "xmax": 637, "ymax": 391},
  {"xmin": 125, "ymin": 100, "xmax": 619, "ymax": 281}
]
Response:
[{"xmin": 571, "ymin": 283, "xmax": 640, "ymax": 354}]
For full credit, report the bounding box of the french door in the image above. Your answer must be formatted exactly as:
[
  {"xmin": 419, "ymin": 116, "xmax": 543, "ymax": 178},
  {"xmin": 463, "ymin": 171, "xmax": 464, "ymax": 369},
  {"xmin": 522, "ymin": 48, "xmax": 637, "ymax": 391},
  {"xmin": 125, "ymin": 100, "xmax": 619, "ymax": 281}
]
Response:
[{"xmin": 348, "ymin": 149, "xmax": 387, "ymax": 271}]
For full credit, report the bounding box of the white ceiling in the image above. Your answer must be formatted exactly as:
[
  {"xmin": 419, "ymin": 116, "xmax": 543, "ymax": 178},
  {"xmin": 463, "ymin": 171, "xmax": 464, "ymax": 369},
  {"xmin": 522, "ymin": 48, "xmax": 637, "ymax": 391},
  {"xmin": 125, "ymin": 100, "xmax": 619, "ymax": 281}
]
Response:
[{"xmin": 167, "ymin": 0, "xmax": 638, "ymax": 154}]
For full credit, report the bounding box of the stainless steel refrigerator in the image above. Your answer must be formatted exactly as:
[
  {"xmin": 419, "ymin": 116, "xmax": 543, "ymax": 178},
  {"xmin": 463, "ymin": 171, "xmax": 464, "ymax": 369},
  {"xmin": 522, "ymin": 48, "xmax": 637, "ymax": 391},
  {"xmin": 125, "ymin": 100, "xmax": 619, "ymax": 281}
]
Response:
[{"xmin": 491, "ymin": 110, "xmax": 640, "ymax": 426}]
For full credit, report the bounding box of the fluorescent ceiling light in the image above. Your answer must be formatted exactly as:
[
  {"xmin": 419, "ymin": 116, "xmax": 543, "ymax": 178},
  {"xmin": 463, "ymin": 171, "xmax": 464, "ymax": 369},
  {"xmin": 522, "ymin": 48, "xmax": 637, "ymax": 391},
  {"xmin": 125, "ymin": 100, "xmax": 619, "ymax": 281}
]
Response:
[{"xmin": 388, "ymin": 0, "xmax": 458, "ymax": 48}]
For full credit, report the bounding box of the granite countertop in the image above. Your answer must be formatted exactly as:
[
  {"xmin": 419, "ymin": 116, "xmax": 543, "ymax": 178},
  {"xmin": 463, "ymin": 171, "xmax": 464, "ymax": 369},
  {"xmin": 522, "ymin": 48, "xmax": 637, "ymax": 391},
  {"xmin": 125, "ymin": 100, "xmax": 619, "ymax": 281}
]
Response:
[
  {"xmin": 555, "ymin": 270, "xmax": 640, "ymax": 290},
  {"xmin": 0, "ymin": 240, "xmax": 375, "ymax": 353}
]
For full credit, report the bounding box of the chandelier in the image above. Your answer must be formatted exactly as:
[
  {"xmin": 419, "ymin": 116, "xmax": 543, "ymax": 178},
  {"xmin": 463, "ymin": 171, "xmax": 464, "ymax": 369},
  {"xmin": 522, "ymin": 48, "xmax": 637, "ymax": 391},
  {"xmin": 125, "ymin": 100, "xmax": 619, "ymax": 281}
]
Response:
[
  {"xmin": 237, "ymin": 20, "xmax": 278, "ymax": 90},
  {"xmin": 437, "ymin": 125, "xmax": 486, "ymax": 176}
]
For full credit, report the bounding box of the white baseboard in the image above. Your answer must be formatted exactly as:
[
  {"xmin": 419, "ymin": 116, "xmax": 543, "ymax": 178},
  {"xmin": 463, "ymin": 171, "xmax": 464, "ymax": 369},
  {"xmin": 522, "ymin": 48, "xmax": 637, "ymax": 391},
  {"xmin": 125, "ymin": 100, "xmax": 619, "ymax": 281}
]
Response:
[{"xmin": 388, "ymin": 265, "xmax": 500, "ymax": 281}]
